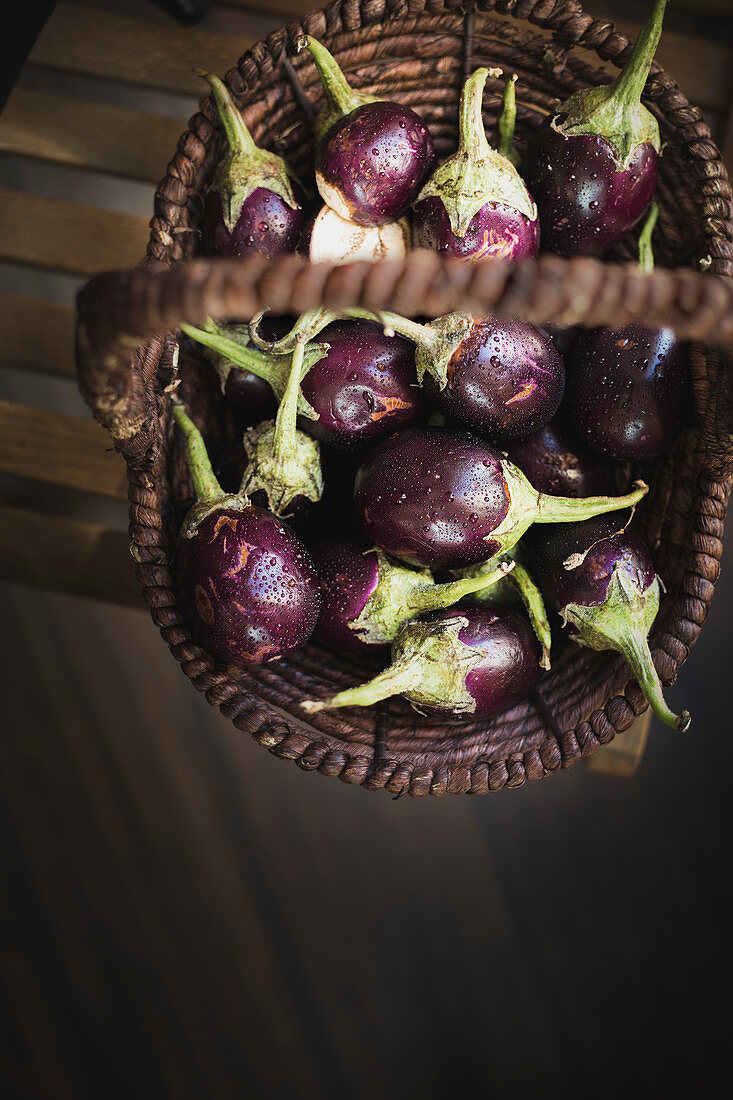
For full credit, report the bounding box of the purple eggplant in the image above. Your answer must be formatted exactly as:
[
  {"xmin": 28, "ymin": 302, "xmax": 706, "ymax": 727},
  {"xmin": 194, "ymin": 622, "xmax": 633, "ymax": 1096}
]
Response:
[
  {"xmin": 425, "ymin": 317, "xmax": 564, "ymax": 441},
  {"xmin": 303, "ymin": 605, "xmax": 541, "ymax": 719},
  {"xmin": 199, "ymin": 72, "xmax": 306, "ymax": 258},
  {"xmin": 354, "ymin": 426, "xmax": 648, "ymax": 570},
  {"xmin": 298, "ymin": 36, "xmax": 434, "ymax": 226},
  {"xmin": 312, "ymin": 537, "xmax": 513, "ymax": 655},
  {"xmin": 531, "ymin": 514, "xmax": 690, "ymax": 731},
  {"xmin": 186, "ymin": 314, "xmax": 423, "ymax": 452},
  {"xmin": 522, "ymin": 0, "xmax": 666, "ymax": 255},
  {"xmin": 506, "ymin": 419, "xmax": 621, "ymax": 498},
  {"xmin": 564, "ymin": 204, "xmax": 689, "ymax": 461},
  {"xmin": 172, "ymin": 403, "xmax": 320, "ymax": 665},
  {"xmin": 412, "ymin": 69, "xmax": 538, "ymax": 260},
  {"xmin": 251, "ymin": 314, "xmax": 422, "ymax": 450}
]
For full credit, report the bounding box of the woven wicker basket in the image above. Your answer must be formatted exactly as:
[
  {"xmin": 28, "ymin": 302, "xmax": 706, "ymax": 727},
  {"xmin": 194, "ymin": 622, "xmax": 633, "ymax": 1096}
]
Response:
[{"xmin": 76, "ymin": 0, "xmax": 733, "ymax": 796}]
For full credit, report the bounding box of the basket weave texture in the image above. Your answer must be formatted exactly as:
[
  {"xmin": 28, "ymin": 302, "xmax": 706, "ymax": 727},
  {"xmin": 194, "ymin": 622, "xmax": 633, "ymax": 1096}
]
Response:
[{"xmin": 76, "ymin": 0, "xmax": 733, "ymax": 796}]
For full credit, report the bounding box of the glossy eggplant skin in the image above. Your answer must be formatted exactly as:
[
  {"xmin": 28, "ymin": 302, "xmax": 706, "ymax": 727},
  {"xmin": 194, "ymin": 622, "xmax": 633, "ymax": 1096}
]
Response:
[
  {"xmin": 316, "ymin": 101, "xmax": 434, "ymax": 226},
  {"xmin": 354, "ymin": 427, "xmax": 510, "ymax": 571},
  {"xmin": 522, "ymin": 124, "xmax": 657, "ymax": 256},
  {"xmin": 424, "ymin": 319, "xmax": 564, "ymax": 442},
  {"xmin": 565, "ymin": 324, "xmax": 689, "ymax": 461},
  {"xmin": 299, "ymin": 321, "xmax": 422, "ymax": 450},
  {"xmin": 311, "ymin": 539, "xmax": 387, "ymax": 656},
  {"xmin": 204, "ymin": 183, "xmax": 307, "ymax": 258},
  {"xmin": 531, "ymin": 513, "xmax": 655, "ymax": 616},
  {"xmin": 411, "ymin": 197, "xmax": 538, "ymax": 260},
  {"xmin": 175, "ymin": 505, "xmax": 320, "ymax": 665},
  {"xmin": 506, "ymin": 419, "xmax": 620, "ymax": 498},
  {"xmin": 425, "ymin": 605, "xmax": 540, "ymax": 718}
]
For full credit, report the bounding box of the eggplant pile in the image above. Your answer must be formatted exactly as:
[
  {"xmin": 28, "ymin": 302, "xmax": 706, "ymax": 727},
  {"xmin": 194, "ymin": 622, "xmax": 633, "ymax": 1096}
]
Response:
[{"xmin": 175, "ymin": 2, "xmax": 691, "ymax": 732}]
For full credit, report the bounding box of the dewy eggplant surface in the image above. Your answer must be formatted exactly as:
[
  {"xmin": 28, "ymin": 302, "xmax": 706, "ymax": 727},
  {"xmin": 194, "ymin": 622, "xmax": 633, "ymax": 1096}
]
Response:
[
  {"xmin": 303, "ymin": 605, "xmax": 541, "ymax": 719},
  {"xmin": 531, "ymin": 514, "xmax": 690, "ymax": 731},
  {"xmin": 298, "ymin": 36, "xmax": 434, "ymax": 226},
  {"xmin": 423, "ymin": 317, "xmax": 565, "ymax": 442},
  {"xmin": 353, "ymin": 427, "xmax": 648, "ymax": 571},
  {"xmin": 522, "ymin": 0, "xmax": 666, "ymax": 255},
  {"xmin": 506, "ymin": 419, "xmax": 621, "ymax": 498},
  {"xmin": 172, "ymin": 404, "xmax": 321, "ymax": 666},
  {"xmin": 564, "ymin": 204, "xmax": 690, "ymax": 461},
  {"xmin": 199, "ymin": 72, "xmax": 306, "ymax": 258},
  {"xmin": 412, "ymin": 69, "xmax": 538, "ymax": 260}
]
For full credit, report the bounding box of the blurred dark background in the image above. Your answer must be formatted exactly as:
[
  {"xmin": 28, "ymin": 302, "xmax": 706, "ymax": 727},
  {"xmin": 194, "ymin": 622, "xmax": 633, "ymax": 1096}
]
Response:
[{"xmin": 1, "ymin": 1, "xmax": 732, "ymax": 1096}]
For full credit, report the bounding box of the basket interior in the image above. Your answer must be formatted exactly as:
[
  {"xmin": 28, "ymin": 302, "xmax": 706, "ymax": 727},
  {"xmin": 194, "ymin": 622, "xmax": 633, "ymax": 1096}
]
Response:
[{"xmin": 138, "ymin": 5, "xmax": 731, "ymax": 790}]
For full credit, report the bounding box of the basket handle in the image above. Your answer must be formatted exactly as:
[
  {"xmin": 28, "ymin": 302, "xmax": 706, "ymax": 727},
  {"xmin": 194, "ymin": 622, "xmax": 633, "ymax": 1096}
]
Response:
[{"xmin": 76, "ymin": 251, "xmax": 733, "ymax": 460}]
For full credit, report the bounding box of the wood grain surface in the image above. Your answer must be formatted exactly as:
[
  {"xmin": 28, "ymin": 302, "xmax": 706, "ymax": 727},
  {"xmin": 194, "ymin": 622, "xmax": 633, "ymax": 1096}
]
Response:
[
  {"xmin": 0, "ymin": 400, "xmax": 127, "ymax": 499},
  {"xmin": 28, "ymin": 4, "xmax": 253, "ymax": 96},
  {"xmin": 0, "ymin": 190, "xmax": 149, "ymax": 275},
  {"xmin": 0, "ymin": 87, "xmax": 186, "ymax": 183},
  {"xmin": 0, "ymin": 294, "xmax": 76, "ymax": 378}
]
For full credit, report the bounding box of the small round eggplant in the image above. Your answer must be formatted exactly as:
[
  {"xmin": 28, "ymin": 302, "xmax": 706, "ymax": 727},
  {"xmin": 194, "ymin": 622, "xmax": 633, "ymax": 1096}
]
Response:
[
  {"xmin": 199, "ymin": 72, "xmax": 306, "ymax": 258},
  {"xmin": 506, "ymin": 419, "xmax": 621, "ymax": 497},
  {"xmin": 303, "ymin": 605, "xmax": 541, "ymax": 719},
  {"xmin": 298, "ymin": 36, "xmax": 434, "ymax": 226},
  {"xmin": 312, "ymin": 537, "xmax": 513, "ymax": 654},
  {"xmin": 563, "ymin": 205, "xmax": 689, "ymax": 461},
  {"xmin": 172, "ymin": 403, "xmax": 320, "ymax": 665},
  {"xmin": 353, "ymin": 426, "xmax": 648, "ymax": 570},
  {"xmin": 521, "ymin": 0, "xmax": 666, "ymax": 255},
  {"xmin": 298, "ymin": 321, "xmax": 421, "ymax": 450},
  {"xmin": 299, "ymin": 204, "xmax": 409, "ymax": 264},
  {"xmin": 412, "ymin": 70, "xmax": 538, "ymax": 260},
  {"xmin": 531, "ymin": 514, "xmax": 690, "ymax": 731},
  {"xmin": 423, "ymin": 317, "xmax": 564, "ymax": 441},
  {"xmin": 566, "ymin": 323, "xmax": 688, "ymax": 461}
]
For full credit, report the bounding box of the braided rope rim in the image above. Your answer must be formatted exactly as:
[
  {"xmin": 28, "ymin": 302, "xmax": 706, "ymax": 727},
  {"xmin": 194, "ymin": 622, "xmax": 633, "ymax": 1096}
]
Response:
[{"xmin": 91, "ymin": 0, "xmax": 733, "ymax": 795}]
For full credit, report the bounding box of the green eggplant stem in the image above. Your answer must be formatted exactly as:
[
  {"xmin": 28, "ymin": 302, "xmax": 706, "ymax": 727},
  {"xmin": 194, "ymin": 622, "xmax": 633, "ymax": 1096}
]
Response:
[{"xmin": 172, "ymin": 402, "xmax": 223, "ymax": 505}]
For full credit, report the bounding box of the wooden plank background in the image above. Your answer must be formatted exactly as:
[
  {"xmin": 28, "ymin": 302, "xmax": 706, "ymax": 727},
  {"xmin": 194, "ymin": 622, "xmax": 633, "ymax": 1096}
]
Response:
[{"xmin": 1, "ymin": 1, "xmax": 732, "ymax": 1096}]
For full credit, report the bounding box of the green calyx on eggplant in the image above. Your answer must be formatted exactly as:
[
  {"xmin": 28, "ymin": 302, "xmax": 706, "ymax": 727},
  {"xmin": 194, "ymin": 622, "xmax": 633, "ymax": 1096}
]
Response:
[
  {"xmin": 312, "ymin": 536, "xmax": 514, "ymax": 654},
  {"xmin": 412, "ymin": 68, "xmax": 538, "ymax": 259},
  {"xmin": 532, "ymin": 515, "xmax": 690, "ymax": 731},
  {"xmin": 238, "ymin": 338, "xmax": 323, "ymax": 516},
  {"xmin": 302, "ymin": 605, "xmax": 541, "ymax": 719},
  {"xmin": 198, "ymin": 71, "xmax": 305, "ymax": 255},
  {"xmin": 548, "ymin": 0, "xmax": 665, "ymax": 169}
]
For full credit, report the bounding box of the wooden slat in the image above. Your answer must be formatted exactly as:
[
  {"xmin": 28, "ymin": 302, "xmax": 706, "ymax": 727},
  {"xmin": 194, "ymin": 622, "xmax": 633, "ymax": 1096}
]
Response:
[
  {"xmin": 0, "ymin": 87, "xmax": 186, "ymax": 183},
  {"xmin": 28, "ymin": 4, "xmax": 252, "ymax": 97},
  {"xmin": 0, "ymin": 400, "xmax": 127, "ymax": 499},
  {"xmin": 585, "ymin": 710, "xmax": 652, "ymax": 777},
  {"xmin": 0, "ymin": 190, "xmax": 149, "ymax": 276},
  {"xmin": 0, "ymin": 504, "xmax": 139, "ymax": 606},
  {"xmin": 0, "ymin": 294, "xmax": 75, "ymax": 378}
]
